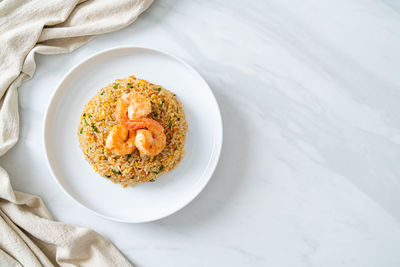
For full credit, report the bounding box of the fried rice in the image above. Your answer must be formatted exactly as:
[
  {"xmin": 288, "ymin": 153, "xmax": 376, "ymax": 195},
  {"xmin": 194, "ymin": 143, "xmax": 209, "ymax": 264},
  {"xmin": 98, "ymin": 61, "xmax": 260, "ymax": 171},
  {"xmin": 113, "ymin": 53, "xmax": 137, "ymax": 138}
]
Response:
[{"xmin": 78, "ymin": 75, "xmax": 188, "ymax": 187}]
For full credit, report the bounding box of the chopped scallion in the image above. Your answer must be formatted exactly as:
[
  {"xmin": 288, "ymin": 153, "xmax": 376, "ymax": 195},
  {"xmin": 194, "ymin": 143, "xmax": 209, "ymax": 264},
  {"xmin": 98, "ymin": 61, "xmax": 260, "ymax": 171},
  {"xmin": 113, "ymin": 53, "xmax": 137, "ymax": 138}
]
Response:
[
  {"xmin": 80, "ymin": 128, "xmax": 83, "ymax": 134},
  {"xmin": 113, "ymin": 83, "xmax": 119, "ymax": 89},
  {"xmin": 83, "ymin": 118, "xmax": 88, "ymax": 126},
  {"xmin": 112, "ymin": 170, "xmax": 121, "ymax": 175}
]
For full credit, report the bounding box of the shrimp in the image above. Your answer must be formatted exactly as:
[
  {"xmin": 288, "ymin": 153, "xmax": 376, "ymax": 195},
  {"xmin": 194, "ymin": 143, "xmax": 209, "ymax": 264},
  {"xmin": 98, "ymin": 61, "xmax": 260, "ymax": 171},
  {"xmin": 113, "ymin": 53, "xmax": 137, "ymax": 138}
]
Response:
[
  {"xmin": 105, "ymin": 125, "xmax": 136, "ymax": 156},
  {"xmin": 126, "ymin": 118, "xmax": 166, "ymax": 156},
  {"xmin": 115, "ymin": 92, "xmax": 152, "ymax": 123}
]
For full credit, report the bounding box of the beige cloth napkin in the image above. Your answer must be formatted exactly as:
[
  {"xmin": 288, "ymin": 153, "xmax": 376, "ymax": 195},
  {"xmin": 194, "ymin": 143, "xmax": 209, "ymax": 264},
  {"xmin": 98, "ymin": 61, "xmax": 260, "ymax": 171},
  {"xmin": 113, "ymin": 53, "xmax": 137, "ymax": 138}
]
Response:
[{"xmin": 0, "ymin": 0, "xmax": 152, "ymax": 266}]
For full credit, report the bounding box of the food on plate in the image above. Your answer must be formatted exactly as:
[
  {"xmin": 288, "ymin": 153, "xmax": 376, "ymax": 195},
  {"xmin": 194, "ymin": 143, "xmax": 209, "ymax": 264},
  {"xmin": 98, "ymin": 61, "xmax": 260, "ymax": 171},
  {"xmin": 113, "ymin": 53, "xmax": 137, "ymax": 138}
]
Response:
[{"xmin": 78, "ymin": 75, "xmax": 188, "ymax": 187}]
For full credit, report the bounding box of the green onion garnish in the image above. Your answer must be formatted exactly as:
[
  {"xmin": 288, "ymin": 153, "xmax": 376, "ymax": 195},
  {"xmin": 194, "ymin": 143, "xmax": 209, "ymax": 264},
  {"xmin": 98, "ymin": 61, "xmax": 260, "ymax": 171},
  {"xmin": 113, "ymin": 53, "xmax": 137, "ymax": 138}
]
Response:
[
  {"xmin": 149, "ymin": 179, "xmax": 155, "ymax": 182},
  {"xmin": 157, "ymin": 88, "xmax": 161, "ymax": 91},
  {"xmin": 100, "ymin": 91, "xmax": 105, "ymax": 95},
  {"xmin": 91, "ymin": 124, "xmax": 98, "ymax": 132},
  {"xmin": 80, "ymin": 128, "xmax": 83, "ymax": 134},
  {"xmin": 160, "ymin": 101, "xmax": 164, "ymax": 107},
  {"xmin": 112, "ymin": 170, "xmax": 121, "ymax": 175},
  {"xmin": 159, "ymin": 165, "xmax": 164, "ymax": 172},
  {"xmin": 113, "ymin": 83, "xmax": 119, "ymax": 89},
  {"xmin": 152, "ymin": 171, "xmax": 159, "ymax": 175},
  {"xmin": 83, "ymin": 118, "xmax": 88, "ymax": 126}
]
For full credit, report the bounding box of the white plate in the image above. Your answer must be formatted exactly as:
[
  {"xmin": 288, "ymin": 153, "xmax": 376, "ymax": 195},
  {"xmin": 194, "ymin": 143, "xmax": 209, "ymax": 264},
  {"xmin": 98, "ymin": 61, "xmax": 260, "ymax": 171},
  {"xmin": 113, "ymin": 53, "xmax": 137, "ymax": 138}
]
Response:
[{"xmin": 43, "ymin": 47, "xmax": 222, "ymax": 223}]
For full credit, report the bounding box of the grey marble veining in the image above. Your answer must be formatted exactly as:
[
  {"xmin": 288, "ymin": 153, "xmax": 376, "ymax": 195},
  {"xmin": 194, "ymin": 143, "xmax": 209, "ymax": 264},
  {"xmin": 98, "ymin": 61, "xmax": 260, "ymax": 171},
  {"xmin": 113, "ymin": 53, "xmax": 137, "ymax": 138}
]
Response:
[{"xmin": 1, "ymin": 0, "xmax": 400, "ymax": 266}]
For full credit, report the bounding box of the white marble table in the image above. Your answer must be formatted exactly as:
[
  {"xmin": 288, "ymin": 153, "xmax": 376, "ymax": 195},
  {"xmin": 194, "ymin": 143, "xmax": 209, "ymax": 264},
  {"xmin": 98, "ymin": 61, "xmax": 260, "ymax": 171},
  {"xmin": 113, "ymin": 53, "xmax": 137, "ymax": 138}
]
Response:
[{"xmin": 1, "ymin": 0, "xmax": 400, "ymax": 266}]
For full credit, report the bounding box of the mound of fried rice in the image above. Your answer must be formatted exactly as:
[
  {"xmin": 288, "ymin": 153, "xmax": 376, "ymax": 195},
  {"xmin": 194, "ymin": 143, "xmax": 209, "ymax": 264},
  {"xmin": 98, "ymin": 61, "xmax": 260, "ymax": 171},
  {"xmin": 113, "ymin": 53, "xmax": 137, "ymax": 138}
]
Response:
[{"xmin": 78, "ymin": 75, "xmax": 188, "ymax": 187}]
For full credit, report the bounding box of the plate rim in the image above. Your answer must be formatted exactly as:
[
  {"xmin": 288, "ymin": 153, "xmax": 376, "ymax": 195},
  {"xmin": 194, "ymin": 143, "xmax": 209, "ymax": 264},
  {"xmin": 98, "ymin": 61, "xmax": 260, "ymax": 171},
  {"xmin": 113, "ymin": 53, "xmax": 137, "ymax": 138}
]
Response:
[{"xmin": 43, "ymin": 46, "xmax": 223, "ymax": 223}]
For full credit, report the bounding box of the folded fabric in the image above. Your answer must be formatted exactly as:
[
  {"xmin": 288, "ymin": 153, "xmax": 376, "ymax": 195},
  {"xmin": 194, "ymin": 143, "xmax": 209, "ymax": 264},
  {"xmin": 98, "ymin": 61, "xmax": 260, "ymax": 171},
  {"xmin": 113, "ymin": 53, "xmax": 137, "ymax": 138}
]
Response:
[{"xmin": 0, "ymin": 0, "xmax": 152, "ymax": 266}]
